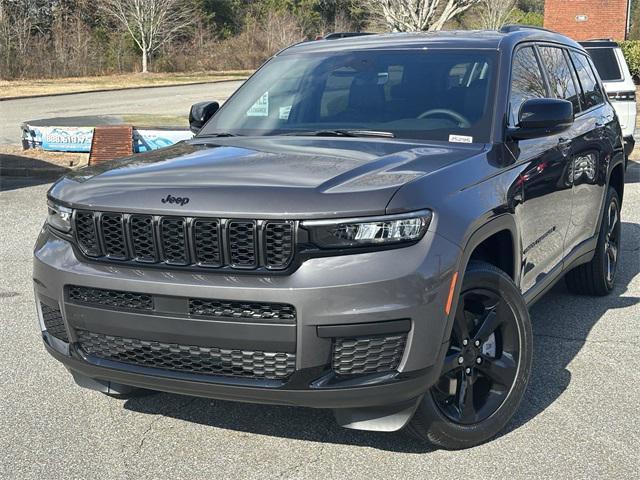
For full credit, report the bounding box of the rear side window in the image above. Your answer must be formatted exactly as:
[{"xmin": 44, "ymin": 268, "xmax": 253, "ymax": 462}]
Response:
[
  {"xmin": 538, "ymin": 46, "xmax": 581, "ymax": 114},
  {"xmin": 509, "ymin": 46, "xmax": 547, "ymax": 126},
  {"xmin": 585, "ymin": 48, "xmax": 622, "ymax": 81},
  {"xmin": 569, "ymin": 51, "xmax": 605, "ymax": 109}
]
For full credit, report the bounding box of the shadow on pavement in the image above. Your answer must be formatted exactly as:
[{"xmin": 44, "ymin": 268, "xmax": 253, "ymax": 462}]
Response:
[
  {"xmin": 504, "ymin": 221, "xmax": 640, "ymax": 436},
  {"xmin": 625, "ymin": 160, "xmax": 640, "ymax": 184},
  {"xmin": 124, "ymin": 393, "xmax": 434, "ymax": 453},
  {"xmin": 0, "ymin": 175, "xmax": 55, "ymax": 192},
  {"xmin": 0, "ymin": 153, "xmax": 68, "ymax": 192}
]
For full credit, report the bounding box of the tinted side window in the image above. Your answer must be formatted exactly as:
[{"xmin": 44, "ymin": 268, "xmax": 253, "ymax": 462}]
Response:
[
  {"xmin": 509, "ymin": 46, "xmax": 547, "ymax": 126},
  {"xmin": 585, "ymin": 47, "xmax": 622, "ymax": 81},
  {"xmin": 539, "ymin": 46, "xmax": 580, "ymax": 114},
  {"xmin": 570, "ymin": 51, "xmax": 605, "ymax": 109}
]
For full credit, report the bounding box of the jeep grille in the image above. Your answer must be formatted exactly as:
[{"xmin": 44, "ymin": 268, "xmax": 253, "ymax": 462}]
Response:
[{"xmin": 72, "ymin": 210, "xmax": 295, "ymax": 271}]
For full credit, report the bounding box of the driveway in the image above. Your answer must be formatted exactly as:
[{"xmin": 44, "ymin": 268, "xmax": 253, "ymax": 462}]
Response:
[
  {"xmin": 0, "ymin": 81, "xmax": 244, "ymax": 145},
  {"xmin": 0, "ymin": 162, "xmax": 638, "ymax": 479}
]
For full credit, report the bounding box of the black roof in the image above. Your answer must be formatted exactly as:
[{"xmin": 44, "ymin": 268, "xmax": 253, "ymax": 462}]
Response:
[{"xmin": 280, "ymin": 28, "xmax": 583, "ymax": 56}]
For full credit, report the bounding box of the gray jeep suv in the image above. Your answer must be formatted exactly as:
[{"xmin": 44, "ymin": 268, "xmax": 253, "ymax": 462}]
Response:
[{"xmin": 34, "ymin": 27, "xmax": 625, "ymax": 449}]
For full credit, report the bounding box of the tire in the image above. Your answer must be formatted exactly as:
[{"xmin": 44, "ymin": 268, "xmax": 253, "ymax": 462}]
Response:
[
  {"xmin": 406, "ymin": 261, "xmax": 533, "ymax": 449},
  {"xmin": 565, "ymin": 187, "xmax": 621, "ymax": 296}
]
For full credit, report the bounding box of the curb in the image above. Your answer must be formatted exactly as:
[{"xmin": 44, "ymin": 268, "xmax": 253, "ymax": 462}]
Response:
[
  {"xmin": 0, "ymin": 167, "xmax": 69, "ymax": 178},
  {"xmin": 0, "ymin": 76, "xmax": 248, "ymax": 102}
]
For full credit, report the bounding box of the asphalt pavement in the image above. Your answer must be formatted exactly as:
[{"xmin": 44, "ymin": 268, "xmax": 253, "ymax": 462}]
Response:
[
  {"xmin": 0, "ymin": 160, "xmax": 638, "ymax": 479},
  {"xmin": 0, "ymin": 81, "xmax": 244, "ymax": 145}
]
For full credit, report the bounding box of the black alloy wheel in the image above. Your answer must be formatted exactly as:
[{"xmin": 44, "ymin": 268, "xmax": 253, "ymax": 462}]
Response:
[
  {"xmin": 406, "ymin": 261, "xmax": 532, "ymax": 449},
  {"xmin": 565, "ymin": 187, "xmax": 621, "ymax": 296},
  {"xmin": 604, "ymin": 198, "xmax": 620, "ymax": 286},
  {"xmin": 431, "ymin": 288, "xmax": 519, "ymax": 425}
]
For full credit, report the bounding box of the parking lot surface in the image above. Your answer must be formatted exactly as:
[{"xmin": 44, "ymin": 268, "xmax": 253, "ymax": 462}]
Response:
[
  {"xmin": 0, "ymin": 162, "xmax": 639, "ymax": 479},
  {"xmin": 0, "ymin": 81, "xmax": 244, "ymax": 145}
]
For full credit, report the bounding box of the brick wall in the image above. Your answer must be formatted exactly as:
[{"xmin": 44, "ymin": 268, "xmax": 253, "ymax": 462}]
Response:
[{"xmin": 544, "ymin": 0, "xmax": 629, "ymax": 41}]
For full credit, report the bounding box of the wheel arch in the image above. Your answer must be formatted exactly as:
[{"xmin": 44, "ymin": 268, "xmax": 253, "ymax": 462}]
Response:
[
  {"xmin": 458, "ymin": 215, "xmax": 520, "ymax": 284},
  {"xmin": 608, "ymin": 161, "xmax": 624, "ymax": 204},
  {"xmin": 443, "ymin": 215, "xmax": 521, "ymax": 343}
]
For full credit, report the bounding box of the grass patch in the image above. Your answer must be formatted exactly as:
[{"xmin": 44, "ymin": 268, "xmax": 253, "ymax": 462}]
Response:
[
  {"xmin": 119, "ymin": 114, "xmax": 188, "ymax": 128},
  {"xmin": 0, "ymin": 71, "xmax": 251, "ymax": 99}
]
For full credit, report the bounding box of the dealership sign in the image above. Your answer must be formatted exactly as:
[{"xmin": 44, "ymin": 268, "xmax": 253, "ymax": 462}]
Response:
[
  {"xmin": 22, "ymin": 124, "xmax": 192, "ymax": 153},
  {"xmin": 22, "ymin": 126, "xmax": 95, "ymax": 152},
  {"xmin": 134, "ymin": 129, "xmax": 194, "ymax": 152}
]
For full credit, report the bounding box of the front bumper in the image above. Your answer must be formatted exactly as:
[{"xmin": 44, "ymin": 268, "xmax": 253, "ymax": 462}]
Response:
[
  {"xmin": 33, "ymin": 225, "xmax": 459, "ymax": 410},
  {"xmin": 43, "ymin": 334, "xmax": 444, "ymax": 409}
]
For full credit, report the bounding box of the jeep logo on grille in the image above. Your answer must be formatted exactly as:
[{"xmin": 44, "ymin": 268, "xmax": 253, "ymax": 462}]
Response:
[{"xmin": 161, "ymin": 194, "xmax": 190, "ymax": 206}]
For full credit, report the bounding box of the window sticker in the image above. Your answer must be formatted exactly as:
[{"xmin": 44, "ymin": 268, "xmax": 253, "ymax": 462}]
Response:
[
  {"xmin": 247, "ymin": 91, "xmax": 269, "ymax": 116},
  {"xmin": 279, "ymin": 105, "xmax": 292, "ymax": 120},
  {"xmin": 448, "ymin": 134, "xmax": 473, "ymax": 144}
]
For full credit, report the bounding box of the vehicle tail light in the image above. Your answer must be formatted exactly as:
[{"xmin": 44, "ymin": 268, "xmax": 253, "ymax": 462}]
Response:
[{"xmin": 608, "ymin": 91, "xmax": 636, "ymax": 102}]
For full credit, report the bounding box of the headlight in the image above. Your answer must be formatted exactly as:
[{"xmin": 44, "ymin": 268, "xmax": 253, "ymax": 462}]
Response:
[
  {"xmin": 47, "ymin": 201, "xmax": 72, "ymax": 233},
  {"xmin": 302, "ymin": 210, "xmax": 432, "ymax": 249}
]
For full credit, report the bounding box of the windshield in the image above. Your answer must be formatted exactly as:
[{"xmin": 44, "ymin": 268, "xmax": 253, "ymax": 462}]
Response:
[{"xmin": 200, "ymin": 49, "xmax": 497, "ymax": 143}]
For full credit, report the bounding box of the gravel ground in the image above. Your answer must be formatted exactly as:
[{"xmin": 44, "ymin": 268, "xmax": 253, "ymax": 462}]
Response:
[{"xmin": 0, "ymin": 162, "xmax": 639, "ymax": 479}]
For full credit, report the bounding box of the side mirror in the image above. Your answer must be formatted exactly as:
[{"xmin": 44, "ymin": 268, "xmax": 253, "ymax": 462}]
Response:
[
  {"xmin": 189, "ymin": 101, "xmax": 220, "ymax": 133},
  {"xmin": 509, "ymin": 98, "xmax": 573, "ymax": 140}
]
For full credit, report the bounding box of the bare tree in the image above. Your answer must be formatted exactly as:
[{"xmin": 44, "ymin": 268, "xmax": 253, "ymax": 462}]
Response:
[
  {"xmin": 477, "ymin": 0, "xmax": 516, "ymax": 30},
  {"xmin": 258, "ymin": 10, "xmax": 305, "ymax": 54},
  {"xmin": 0, "ymin": 0, "xmax": 47, "ymax": 78},
  {"xmin": 100, "ymin": 0, "xmax": 196, "ymax": 73},
  {"xmin": 363, "ymin": 0, "xmax": 480, "ymax": 31}
]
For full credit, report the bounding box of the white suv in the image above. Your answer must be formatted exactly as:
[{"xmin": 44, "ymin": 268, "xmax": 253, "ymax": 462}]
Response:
[{"xmin": 581, "ymin": 40, "xmax": 637, "ymax": 158}]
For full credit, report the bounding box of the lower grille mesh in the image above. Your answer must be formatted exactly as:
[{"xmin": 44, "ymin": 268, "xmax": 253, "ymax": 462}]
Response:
[
  {"xmin": 189, "ymin": 298, "xmax": 296, "ymax": 322},
  {"xmin": 77, "ymin": 330, "xmax": 296, "ymax": 380},
  {"xmin": 68, "ymin": 285, "xmax": 153, "ymax": 311},
  {"xmin": 41, "ymin": 303, "xmax": 68, "ymax": 342},
  {"xmin": 332, "ymin": 334, "xmax": 406, "ymax": 375}
]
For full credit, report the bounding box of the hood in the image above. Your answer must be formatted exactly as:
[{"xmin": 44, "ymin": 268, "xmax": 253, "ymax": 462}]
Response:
[{"xmin": 49, "ymin": 137, "xmax": 484, "ymax": 218}]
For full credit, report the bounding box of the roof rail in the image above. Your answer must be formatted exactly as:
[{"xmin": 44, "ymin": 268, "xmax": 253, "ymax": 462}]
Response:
[
  {"xmin": 500, "ymin": 24, "xmax": 556, "ymax": 34},
  {"xmin": 322, "ymin": 32, "xmax": 375, "ymax": 40}
]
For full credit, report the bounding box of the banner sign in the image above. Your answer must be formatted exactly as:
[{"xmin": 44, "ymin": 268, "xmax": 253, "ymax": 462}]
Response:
[
  {"xmin": 134, "ymin": 129, "xmax": 193, "ymax": 152},
  {"xmin": 22, "ymin": 124, "xmax": 192, "ymax": 153},
  {"xmin": 42, "ymin": 126, "xmax": 95, "ymax": 152},
  {"xmin": 22, "ymin": 125, "xmax": 94, "ymax": 152}
]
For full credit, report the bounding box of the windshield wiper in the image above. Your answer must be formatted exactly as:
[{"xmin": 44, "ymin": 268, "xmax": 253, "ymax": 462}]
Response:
[
  {"xmin": 283, "ymin": 129, "xmax": 395, "ymax": 138},
  {"xmin": 196, "ymin": 132, "xmax": 239, "ymax": 138}
]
